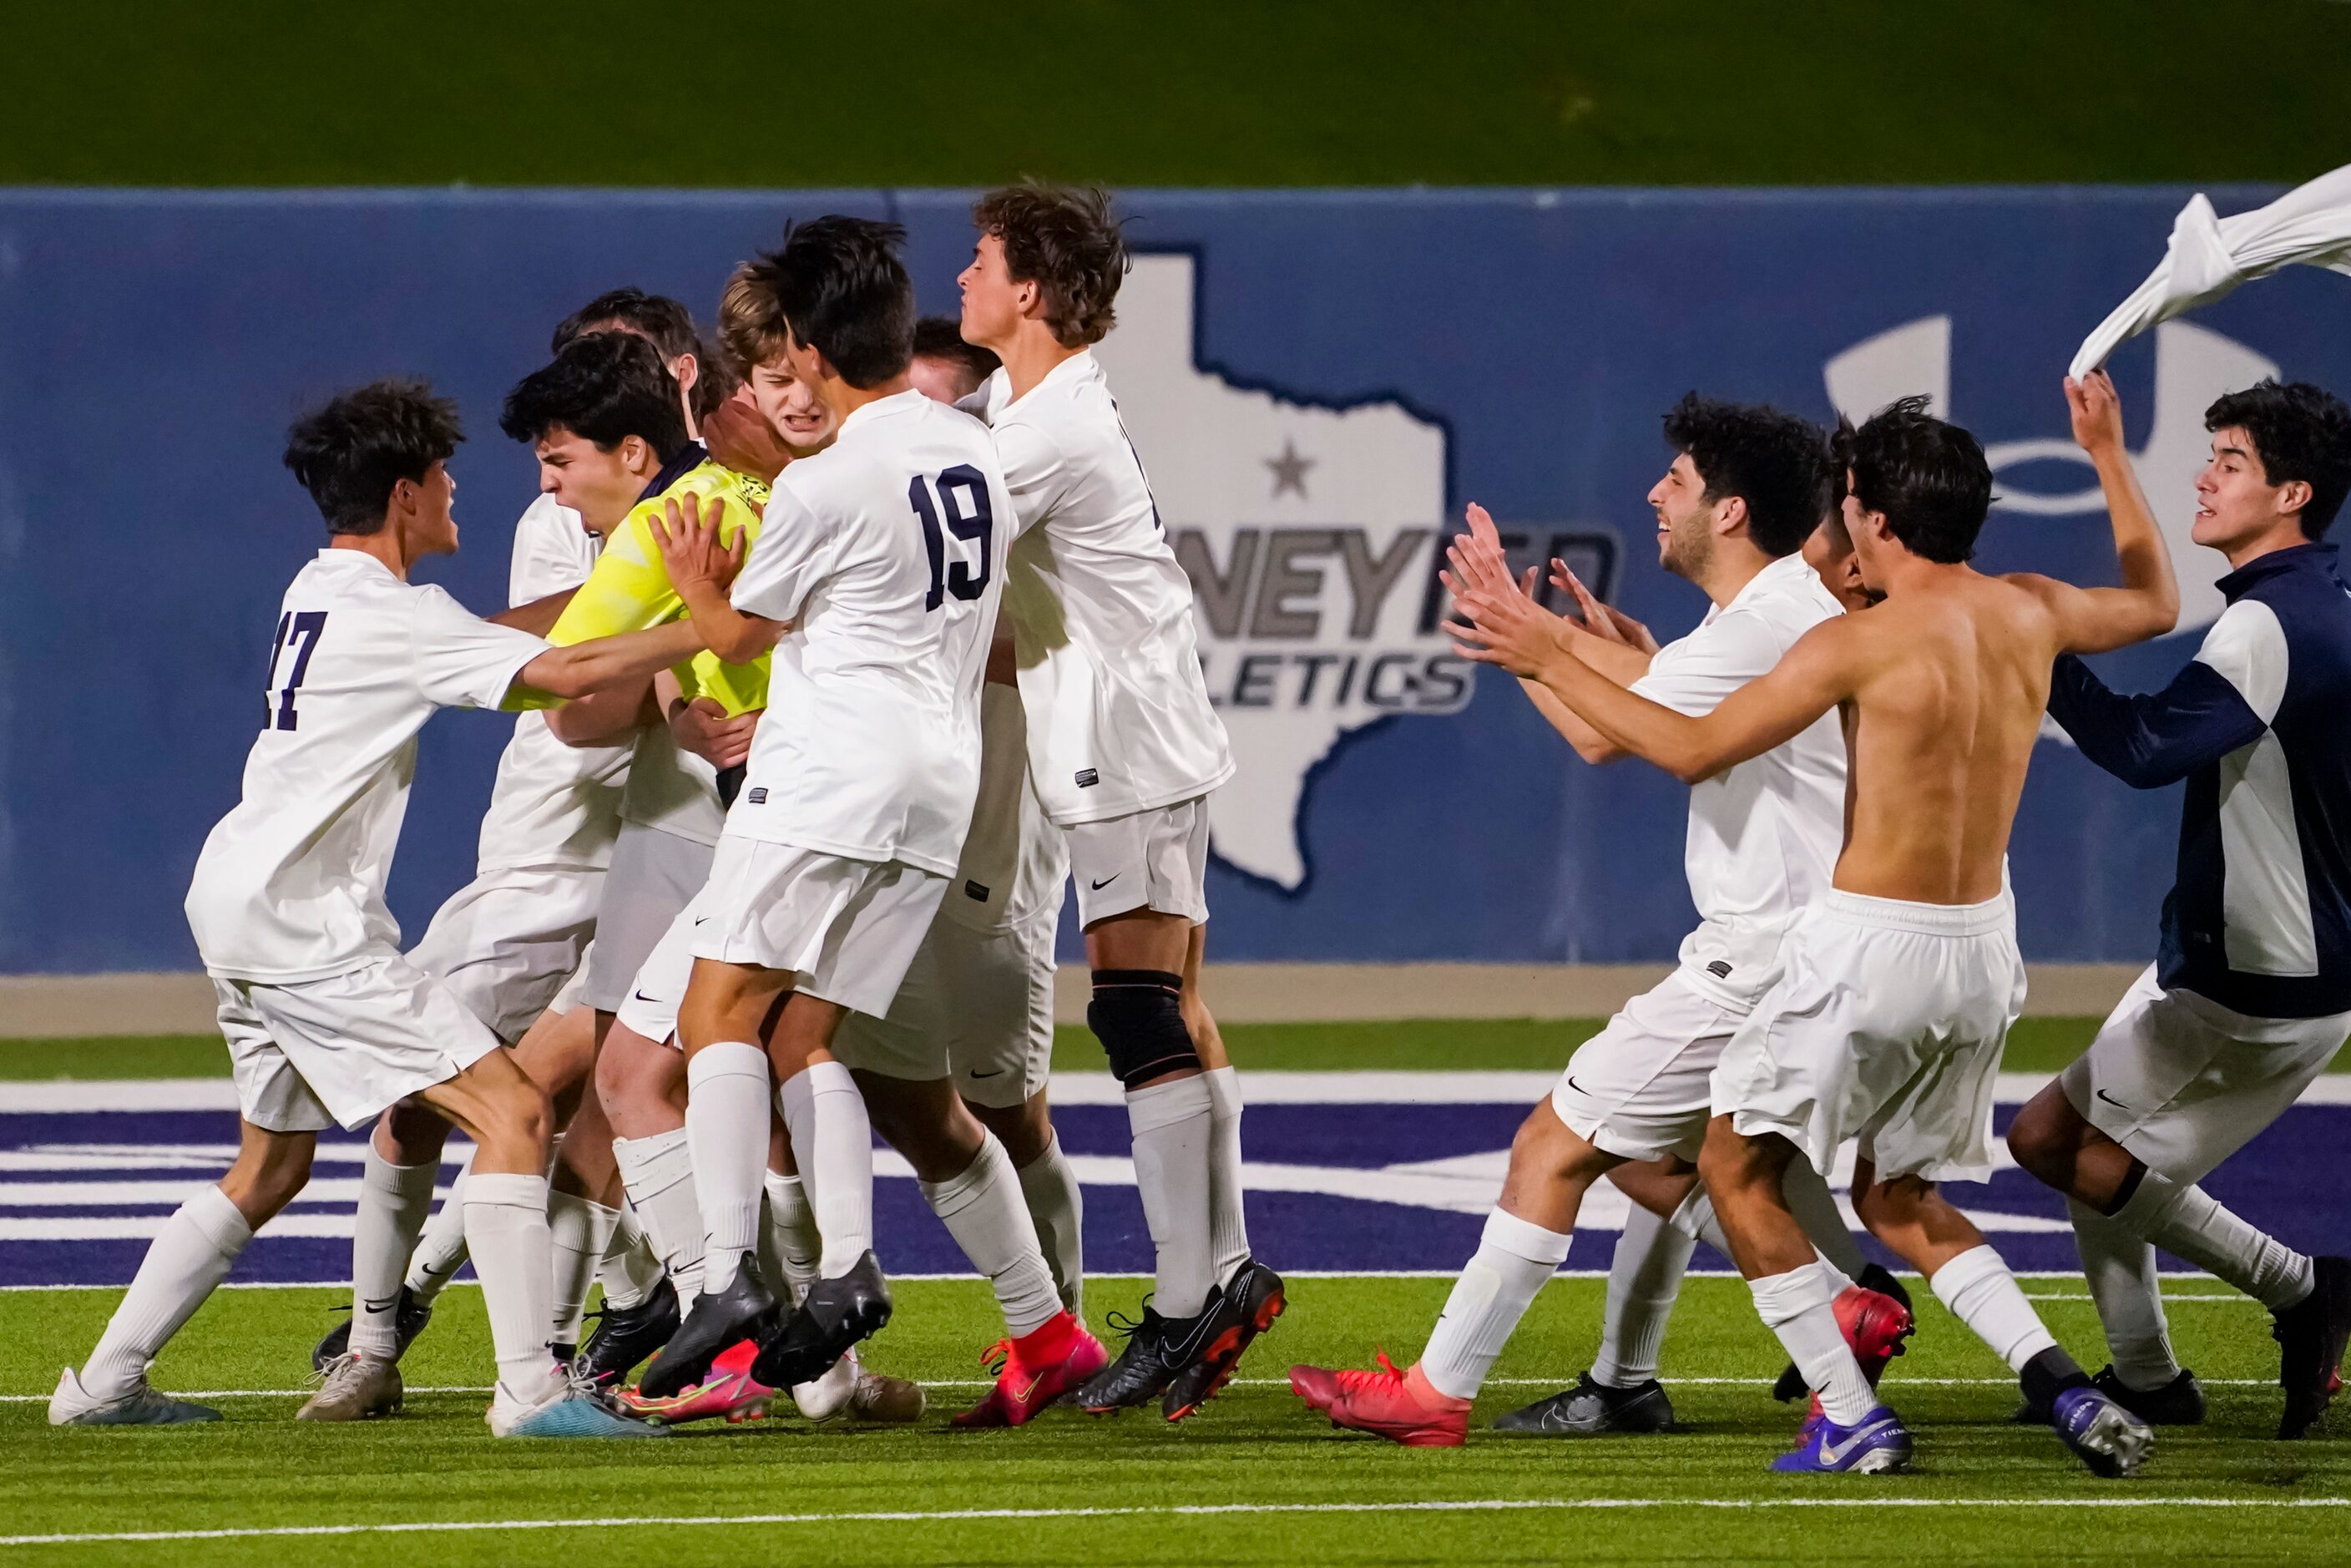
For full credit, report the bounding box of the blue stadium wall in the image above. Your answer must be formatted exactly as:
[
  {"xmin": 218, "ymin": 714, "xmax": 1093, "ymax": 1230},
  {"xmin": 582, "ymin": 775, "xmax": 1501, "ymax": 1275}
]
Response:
[{"xmin": 2, "ymin": 185, "xmax": 2343, "ymax": 974}]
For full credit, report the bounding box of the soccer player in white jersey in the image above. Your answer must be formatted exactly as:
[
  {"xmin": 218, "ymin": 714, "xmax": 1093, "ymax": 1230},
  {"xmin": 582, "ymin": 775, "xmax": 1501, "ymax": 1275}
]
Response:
[
  {"xmin": 304, "ymin": 294, "xmax": 712, "ymax": 1402},
  {"xmin": 958, "ymin": 185, "xmax": 1276, "ymax": 1419},
  {"xmin": 625, "ymin": 316, "xmax": 1100, "ymax": 1426},
  {"xmin": 1291, "ymin": 397, "xmax": 1899, "ymax": 1445},
  {"xmin": 626, "ymin": 216, "xmax": 1013, "ymax": 1403},
  {"xmin": 51, "ymin": 380, "xmax": 714, "ymax": 1435}
]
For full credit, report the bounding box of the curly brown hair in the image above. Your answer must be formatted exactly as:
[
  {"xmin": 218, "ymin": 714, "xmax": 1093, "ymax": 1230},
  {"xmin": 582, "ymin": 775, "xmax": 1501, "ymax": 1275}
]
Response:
[{"xmin": 973, "ymin": 183, "xmax": 1128, "ymax": 348}]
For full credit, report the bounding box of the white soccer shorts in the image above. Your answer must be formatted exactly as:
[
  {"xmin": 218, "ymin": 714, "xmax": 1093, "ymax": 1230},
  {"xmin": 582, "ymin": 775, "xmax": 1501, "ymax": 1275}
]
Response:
[
  {"xmin": 690, "ymin": 838, "xmax": 948, "ymax": 1019},
  {"xmin": 579, "ymin": 821, "xmax": 715, "ymax": 1016},
  {"xmin": 213, "ymin": 952, "xmax": 506, "ymax": 1134},
  {"xmin": 1550, "ymin": 965, "xmax": 1751, "ymax": 1161},
  {"xmin": 2063, "ymin": 963, "xmax": 2350, "ymax": 1185},
  {"xmin": 834, "ymin": 909, "xmax": 1059, "ymax": 1108},
  {"xmin": 1711, "ymin": 888, "xmax": 2025, "ymax": 1184},
  {"xmin": 1065, "ymin": 795, "xmax": 1209, "ymax": 928},
  {"xmin": 407, "ymin": 862, "xmax": 605, "ymax": 1043}
]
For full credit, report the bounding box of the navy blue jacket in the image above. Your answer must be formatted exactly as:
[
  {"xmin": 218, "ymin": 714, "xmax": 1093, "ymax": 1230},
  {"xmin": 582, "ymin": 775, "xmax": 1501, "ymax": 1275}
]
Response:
[{"xmin": 2048, "ymin": 542, "xmax": 2351, "ymax": 1019}]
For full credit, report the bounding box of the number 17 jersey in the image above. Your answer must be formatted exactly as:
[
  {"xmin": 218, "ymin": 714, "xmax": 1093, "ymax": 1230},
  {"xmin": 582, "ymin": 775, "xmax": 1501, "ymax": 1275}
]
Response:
[
  {"xmin": 725, "ymin": 390, "xmax": 1013, "ymax": 879},
  {"xmin": 185, "ymin": 551, "xmax": 549, "ymax": 984}
]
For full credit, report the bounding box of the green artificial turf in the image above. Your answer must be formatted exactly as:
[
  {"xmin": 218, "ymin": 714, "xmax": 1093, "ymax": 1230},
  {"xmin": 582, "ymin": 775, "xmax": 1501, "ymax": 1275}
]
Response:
[
  {"xmin": 5, "ymin": 1276, "xmax": 2344, "ymax": 1564},
  {"xmin": 1, "ymin": 2, "xmax": 2345, "ymax": 188},
  {"xmin": 12, "ymin": 1017, "xmax": 2348, "ymax": 1081}
]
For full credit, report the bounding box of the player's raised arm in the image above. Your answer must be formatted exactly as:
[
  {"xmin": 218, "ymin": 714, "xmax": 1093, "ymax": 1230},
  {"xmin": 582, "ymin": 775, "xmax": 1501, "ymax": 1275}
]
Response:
[
  {"xmin": 1452, "ymin": 568, "xmax": 1857, "ymax": 784},
  {"xmin": 1444, "ymin": 506, "xmax": 1651, "ymax": 763},
  {"xmin": 2010, "ymin": 372, "xmax": 2180, "ymax": 655},
  {"xmin": 650, "ymin": 493, "xmax": 786, "ymax": 665}
]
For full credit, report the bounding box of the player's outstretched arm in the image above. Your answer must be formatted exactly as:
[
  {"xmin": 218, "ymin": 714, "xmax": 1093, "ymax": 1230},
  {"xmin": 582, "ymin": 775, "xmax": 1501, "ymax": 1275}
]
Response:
[
  {"xmin": 1445, "ymin": 506, "xmax": 1647, "ymax": 763},
  {"xmin": 2047, "ymin": 650, "xmax": 2267, "ymax": 789},
  {"xmin": 513, "ymin": 619, "xmax": 709, "ymax": 703},
  {"xmin": 1453, "ymin": 569, "xmax": 1855, "ymax": 783},
  {"xmin": 2013, "ymin": 372, "xmax": 2181, "ymax": 655},
  {"xmin": 650, "ymin": 494, "xmax": 785, "ymax": 665}
]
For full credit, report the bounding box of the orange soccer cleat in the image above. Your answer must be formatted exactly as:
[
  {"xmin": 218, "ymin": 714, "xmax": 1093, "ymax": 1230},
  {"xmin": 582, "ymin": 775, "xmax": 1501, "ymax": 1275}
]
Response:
[
  {"xmin": 1799, "ymin": 1283, "xmax": 1918, "ymax": 1431},
  {"xmin": 1288, "ymin": 1352, "xmax": 1471, "ymax": 1448},
  {"xmin": 953, "ymin": 1312, "xmax": 1109, "ymax": 1429}
]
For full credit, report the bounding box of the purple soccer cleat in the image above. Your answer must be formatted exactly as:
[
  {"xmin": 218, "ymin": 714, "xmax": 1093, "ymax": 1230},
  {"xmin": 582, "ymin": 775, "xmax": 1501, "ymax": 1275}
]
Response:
[
  {"xmin": 1769, "ymin": 1404, "xmax": 1913, "ymax": 1474},
  {"xmin": 2051, "ymin": 1385, "xmax": 2155, "ymax": 1477}
]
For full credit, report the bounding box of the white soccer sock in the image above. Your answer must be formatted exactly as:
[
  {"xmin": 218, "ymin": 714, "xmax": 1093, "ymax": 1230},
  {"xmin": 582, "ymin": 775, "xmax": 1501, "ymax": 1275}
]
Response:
[
  {"xmin": 610, "ymin": 1127, "xmax": 704, "ymax": 1302},
  {"xmin": 403, "ymin": 1148, "xmax": 473, "ymax": 1303},
  {"xmin": 1590, "ymin": 1201, "xmax": 1692, "ymax": 1388},
  {"xmin": 1202, "ymin": 1065, "xmax": 1251, "ymax": 1288},
  {"xmin": 1418, "ymin": 1207, "xmax": 1571, "ymax": 1403},
  {"xmin": 2111, "ymin": 1169, "xmax": 2314, "ymax": 1311},
  {"xmin": 920, "ymin": 1134, "xmax": 1062, "ymax": 1338},
  {"xmin": 1750, "ymin": 1259, "xmax": 1875, "ymax": 1426},
  {"xmin": 462, "ymin": 1172, "xmax": 558, "ymax": 1404},
  {"xmin": 1017, "ymin": 1131, "xmax": 1085, "ymax": 1318},
  {"xmin": 761, "ymin": 1169, "xmax": 821, "ymax": 1308},
  {"xmin": 80, "ymin": 1184, "xmax": 252, "ymax": 1401},
  {"xmin": 1125, "ymin": 1075, "xmax": 1217, "ymax": 1318},
  {"xmin": 1782, "ymin": 1156, "xmax": 1868, "ymax": 1279},
  {"xmin": 778, "ymin": 1060, "xmax": 876, "ymax": 1278},
  {"xmin": 1929, "ymin": 1243, "xmax": 2058, "ymax": 1373},
  {"xmin": 547, "ymin": 1191, "xmax": 620, "ymax": 1348},
  {"xmin": 2070, "ymin": 1199, "xmax": 2181, "ymax": 1389},
  {"xmin": 349, "ymin": 1146, "xmax": 437, "ymax": 1358},
  {"xmin": 685, "ymin": 1042, "xmax": 771, "ymax": 1294},
  {"xmin": 595, "ymin": 1205, "xmax": 664, "ymax": 1313}
]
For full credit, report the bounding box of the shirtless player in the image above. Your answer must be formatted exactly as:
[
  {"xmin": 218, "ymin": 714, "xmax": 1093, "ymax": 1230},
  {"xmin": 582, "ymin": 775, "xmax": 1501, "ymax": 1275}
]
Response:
[{"xmin": 1444, "ymin": 375, "xmax": 2181, "ymax": 1476}]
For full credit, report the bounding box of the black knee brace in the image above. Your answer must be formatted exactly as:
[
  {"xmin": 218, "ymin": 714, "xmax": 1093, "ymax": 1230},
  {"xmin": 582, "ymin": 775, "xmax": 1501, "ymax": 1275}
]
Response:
[{"xmin": 1088, "ymin": 969, "xmax": 1200, "ymax": 1089}]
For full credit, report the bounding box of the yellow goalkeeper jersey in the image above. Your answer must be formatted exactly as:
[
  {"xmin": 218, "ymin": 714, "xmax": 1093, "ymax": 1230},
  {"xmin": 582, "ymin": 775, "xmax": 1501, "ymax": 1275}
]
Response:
[{"xmin": 535, "ymin": 453, "xmax": 772, "ymax": 715}]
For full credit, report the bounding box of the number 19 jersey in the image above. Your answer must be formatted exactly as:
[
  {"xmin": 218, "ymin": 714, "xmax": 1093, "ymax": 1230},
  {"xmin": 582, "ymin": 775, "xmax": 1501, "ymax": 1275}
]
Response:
[
  {"xmin": 185, "ymin": 551, "xmax": 549, "ymax": 984},
  {"xmin": 982, "ymin": 351, "xmax": 1234, "ymax": 826},
  {"xmin": 725, "ymin": 390, "xmax": 1012, "ymax": 878}
]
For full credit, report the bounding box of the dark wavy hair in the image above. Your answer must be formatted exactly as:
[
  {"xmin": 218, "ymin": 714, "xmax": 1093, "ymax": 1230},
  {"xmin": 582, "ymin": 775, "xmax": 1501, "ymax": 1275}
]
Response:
[
  {"xmin": 2206, "ymin": 379, "xmax": 2351, "ymax": 539},
  {"xmin": 973, "ymin": 183, "xmax": 1127, "ymax": 347},
  {"xmin": 551, "ymin": 286, "xmax": 731, "ymax": 422},
  {"xmin": 1661, "ymin": 392, "xmax": 1833, "ymax": 558},
  {"xmin": 282, "ymin": 378, "xmax": 463, "ymax": 537},
  {"xmin": 912, "ymin": 315, "xmax": 1001, "ymax": 397},
  {"xmin": 1832, "ymin": 396, "xmax": 1994, "ymax": 564},
  {"xmin": 498, "ymin": 331, "xmax": 690, "ymax": 462}
]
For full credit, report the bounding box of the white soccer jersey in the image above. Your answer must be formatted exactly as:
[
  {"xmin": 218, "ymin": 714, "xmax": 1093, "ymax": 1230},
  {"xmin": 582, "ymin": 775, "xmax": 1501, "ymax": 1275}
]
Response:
[
  {"xmin": 1627, "ymin": 550, "xmax": 1848, "ymax": 1005},
  {"xmin": 982, "ymin": 352, "xmax": 1235, "ymax": 825},
  {"xmin": 185, "ymin": 550, "xmax": 549, "ymax": 984},
  {"xmin": 474, "ymin": 495, "xmax": 632, "ymax": 873},
  {"xmin": 726, "ymin": 390, "xmax": 1010, "ymax": 878},
  {"xmin": 939, "ymin": 681, "xmax": 1069, "ymax": 933}
]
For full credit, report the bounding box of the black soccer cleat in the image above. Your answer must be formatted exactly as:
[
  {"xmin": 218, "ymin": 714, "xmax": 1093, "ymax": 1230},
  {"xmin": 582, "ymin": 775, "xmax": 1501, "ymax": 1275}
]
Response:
[
  {"xmin": 635, "ymin": 1259, "xmax": 776, "ymax": 1402},
  {"xmin": 2014, "ymin": 1364, "xmax": 2207, "ymax": 1427},
  {"xmin": 1771, "ymin": 1263, "xmax": 1911, "ymax": 1402},
  {"xmin": 752, "ymin": 1250, "xmax": 892, "ymax": 1392},
  {"xmin": 1493, "ymin": 1371, "xmax": 1675, "ymax": 1436},
  {"xmin": 310, "ymin": 1285, "xmax": 434, "ymax": 1373},
  {"xmin": 1075, "ymin": 1301, "xmax": 1216, "ymax": 1413},
  {"xmin": 1161, "ymin": 1259, "xmax": 1288, "ymax": 1421},
  {"xmin": 2275, "ymin": 1254, "xmax": 2351, "ymax": 1439},
  {"xmin": 574, "ymin": 1275, "xmax": 682, "ymax": 1391}
]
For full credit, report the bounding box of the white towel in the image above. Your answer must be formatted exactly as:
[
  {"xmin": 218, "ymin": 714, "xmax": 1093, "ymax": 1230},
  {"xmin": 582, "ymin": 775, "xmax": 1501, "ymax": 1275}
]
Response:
[{"xmin": 2070, "ymin": 164, "xmax": 2351, "ymax": 381}]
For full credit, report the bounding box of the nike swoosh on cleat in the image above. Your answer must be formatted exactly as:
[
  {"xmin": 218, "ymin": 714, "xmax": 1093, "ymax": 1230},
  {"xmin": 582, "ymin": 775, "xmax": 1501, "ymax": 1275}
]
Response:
[{"xmin": 1818, "ymin": 1418, "xmax": 1895, "ymax": 1464}]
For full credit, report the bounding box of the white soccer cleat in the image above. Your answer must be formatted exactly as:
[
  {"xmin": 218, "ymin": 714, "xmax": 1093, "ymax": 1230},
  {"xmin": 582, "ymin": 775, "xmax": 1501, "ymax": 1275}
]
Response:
[{"xmin": 48, "ymin": 1367, "xmax": 221, "ymax": 1427}]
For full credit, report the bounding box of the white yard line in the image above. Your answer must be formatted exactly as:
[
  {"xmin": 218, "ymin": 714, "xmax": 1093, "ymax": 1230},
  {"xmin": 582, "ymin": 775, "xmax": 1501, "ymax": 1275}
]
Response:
[{"xmin": 6, "ymin": 1495, "xmax": 2348, "ymax": 1549}]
